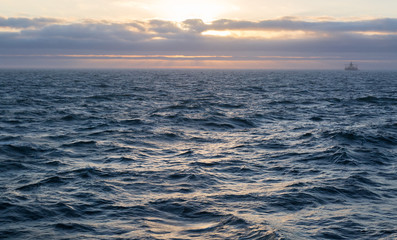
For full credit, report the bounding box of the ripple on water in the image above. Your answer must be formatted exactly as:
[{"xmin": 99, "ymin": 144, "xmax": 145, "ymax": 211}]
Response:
[{"xmin": 0, "ymin": 70, "xmax": 397, "ymax": 239}]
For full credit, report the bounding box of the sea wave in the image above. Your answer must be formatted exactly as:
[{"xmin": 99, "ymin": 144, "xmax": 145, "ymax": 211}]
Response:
[{"xmin": 1, "ymin": 70, "xmax": 396, "ymax": 239}]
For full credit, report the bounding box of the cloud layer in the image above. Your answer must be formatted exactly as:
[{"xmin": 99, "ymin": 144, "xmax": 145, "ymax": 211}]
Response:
[{"xmin": 1, "ymin": 16, "xmax": 397, "ymax": 68}]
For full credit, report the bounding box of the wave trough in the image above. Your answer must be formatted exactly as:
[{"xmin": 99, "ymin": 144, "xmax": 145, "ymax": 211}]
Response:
[{"xmin": 1, "ymin": 69, "xmax": 397, "ymax": 239}]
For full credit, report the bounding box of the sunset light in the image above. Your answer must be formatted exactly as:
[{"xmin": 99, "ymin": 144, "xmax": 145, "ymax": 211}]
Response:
[
  {"xmin": 201, "ymin": 30, "xmax": 315, "ymax": 39},
  {"xmin": 152, "ymin": 0, "xmax": 231, "ymax": 22},
  {"xmin": 1, "ymin": 1, "xmax": 397, "ymax": 240},
  {"xmin": 1, "ymin": 0, "xmax": 397, "ymax": 68}
]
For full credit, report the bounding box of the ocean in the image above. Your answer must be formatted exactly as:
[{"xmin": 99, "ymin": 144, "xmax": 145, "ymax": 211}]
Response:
[{"xmin": 0, "ymin": 69, "xmax": 396, "ymax": 239}]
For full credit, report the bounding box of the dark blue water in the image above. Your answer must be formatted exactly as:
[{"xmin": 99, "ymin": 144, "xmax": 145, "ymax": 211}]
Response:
[{"xmin": 0, "ymin": 69, "xmax": 396, "ymax": 239}]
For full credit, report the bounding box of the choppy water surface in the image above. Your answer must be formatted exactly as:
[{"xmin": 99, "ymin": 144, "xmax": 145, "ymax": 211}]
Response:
[{"xmin": 1, "ymin": 69, "xmax": 397, "ymax": 239}]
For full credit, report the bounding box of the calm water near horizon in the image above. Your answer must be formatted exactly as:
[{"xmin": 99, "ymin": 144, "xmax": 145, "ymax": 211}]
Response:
[{"xmin": 0, "ymin": 69, "xmax": 396, "ymax": 239}]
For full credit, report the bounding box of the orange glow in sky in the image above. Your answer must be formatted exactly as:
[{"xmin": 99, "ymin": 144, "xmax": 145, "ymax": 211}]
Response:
[{"xmin": 1, "ymin": 0, "xmax": 397, "ymax": 69}]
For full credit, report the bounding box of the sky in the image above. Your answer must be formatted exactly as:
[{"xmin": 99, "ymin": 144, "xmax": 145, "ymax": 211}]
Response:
[{"xmin": 1, "ymin": 0, "xmax": 397, "ymax": 69}]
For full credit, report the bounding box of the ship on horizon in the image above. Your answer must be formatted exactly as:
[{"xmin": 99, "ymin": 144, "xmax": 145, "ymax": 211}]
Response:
[{"xmin": 345, "ymin": 62, "xmax": 358, "ymax": 71}]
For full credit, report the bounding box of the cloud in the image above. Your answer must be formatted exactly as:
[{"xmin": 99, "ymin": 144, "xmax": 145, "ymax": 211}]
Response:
[
  {"xmin": 149, "ymin": 20, "xmax": 182, "ymax": 34},
  {"xmin": 204, "ymin": 18, "xmax": 397, "ymax": 33},
  {"xmin": 182, "ymin": 19, "xmax": 206, "ymax": 33},
  {"xmin": 0, "ymin": 16, "xmax": 61, "ymax": 29},
  {"xmin": 0, "ymin": 16, "xmax": 396, "ymax": 68}
]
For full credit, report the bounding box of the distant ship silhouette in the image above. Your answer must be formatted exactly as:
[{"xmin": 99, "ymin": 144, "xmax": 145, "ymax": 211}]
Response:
[{"xmin": 345, "ymin": 62, "xmax": 358, "ymax": 71}]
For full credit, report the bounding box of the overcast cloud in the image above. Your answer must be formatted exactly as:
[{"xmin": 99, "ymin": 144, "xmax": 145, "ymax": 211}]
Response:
[{"xmin": 1, "ymin": 17, "xmax": 396, "ymax": 68}]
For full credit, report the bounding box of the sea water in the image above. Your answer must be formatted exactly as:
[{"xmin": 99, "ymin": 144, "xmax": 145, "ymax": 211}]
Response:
[{"xmin": 0, "ymin": 69, "xmax": 396, "ymax": 239}]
